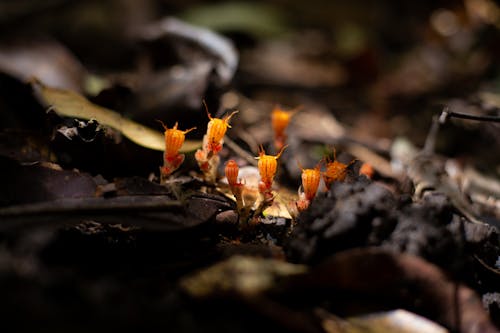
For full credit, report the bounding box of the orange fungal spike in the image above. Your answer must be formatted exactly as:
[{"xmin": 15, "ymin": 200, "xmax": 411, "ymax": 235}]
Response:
[
  {"xmin": 359, "ymin": 162, "xmax": 374, "ymax": 179},
  {"xmin": 300, "ymin": 164, "xmax": 321, "ymax": 201},
  {"xmin": 225, "ymin": 160, "xmax": 239, "ymax": 187},
  {"xmin": 158, "ymin": 120, "xmax": 195, "ymax": 179},
  {"xmin": 158, "ymin": 121, "xmax": 196, "ymax": 159},
  {"xmin": 323, "ymin": 148, "xmax": 356, "ymax": 189},
  {"xmin": 205, "ymin": 110, "xmax": 238, "ymax": 153},
  {"xmin": 256, "ymin": 145, "xmax": 287, "ymax": 190},
  {"xmin": 271, "ymin": 105, "xmax": 300, "ymax": 150}
]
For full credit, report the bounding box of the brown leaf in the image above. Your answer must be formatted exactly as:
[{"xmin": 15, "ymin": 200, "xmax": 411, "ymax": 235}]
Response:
[
  {"xmin": 32, "ymin": 81, "xmax": 201, "ymax": 152},
  {"xmin": 292, "ymin": 248, "xmax": 499, "ymax": 333}
]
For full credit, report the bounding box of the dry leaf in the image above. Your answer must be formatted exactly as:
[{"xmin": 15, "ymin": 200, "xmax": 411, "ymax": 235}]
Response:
[
  {"xmin": 263, "ymin": 187, "xmax": 297, "ymax": 219},
  {"xmin": 181, "ymin": 255, "xmax": 307, "ymax": 297},
  {"xmin": 320, "ymin": 309, "xmax": 448, "ymax": 333},
  {"xmin": 32, "ymin": 81, "xmax": 201, "ymax": 152}
]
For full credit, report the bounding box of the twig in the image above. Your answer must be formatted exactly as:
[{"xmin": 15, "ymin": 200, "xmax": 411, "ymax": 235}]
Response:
[
  {"xmin": 439, "ymin": 107, "xmax": 500, "ymax": 123},
  {"xmin": 474, "ymin": 255, "xmax": 500, "ymax": 276},
  {"xmin": 346, "ymin": 143, "xmax": 396, "ymax": 178},
  {"xmin": 224, "ymin": 135, "xmax": 258, "ymax": 166},
  {"xmin": 423, "ymin": 115, "xmax": 441, "ymax": 154}
]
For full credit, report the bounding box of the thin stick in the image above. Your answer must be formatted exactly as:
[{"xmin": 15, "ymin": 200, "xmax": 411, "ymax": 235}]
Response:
[
  {"xmin": 224, "ymin": 135, "xmax": 258, "ymax": 166},
  {"xmin": 439, "ymin": 107, "xmax": 500, "ymax": 123},
  {"xmin": 424, "ymin": 115, "xmax": 441, "ymax": 154}
]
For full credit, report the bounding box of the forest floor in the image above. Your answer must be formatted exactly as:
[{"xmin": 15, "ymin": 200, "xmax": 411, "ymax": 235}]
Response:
[{"xmin": 0, "ymin": 1, "xmax": 499, "ymax": 332}]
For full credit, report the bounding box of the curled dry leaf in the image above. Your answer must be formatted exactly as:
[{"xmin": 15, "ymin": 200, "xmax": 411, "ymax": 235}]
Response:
[
  {"xmin": 136, "ymin": 17, "xmax": 238, "ymax": 86},
  {"xmin": 129, "ymin": 17, "xmax": 238, "ymax": 113},
  {"xmin": 32, "ymin": 80, "xmax": 200, "ymax": 152}
]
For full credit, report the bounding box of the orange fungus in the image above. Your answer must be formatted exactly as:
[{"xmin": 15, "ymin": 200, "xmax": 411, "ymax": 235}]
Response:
[
  {"xmin": 256, "ymin": 145, "xmax": 287, "ymax": 190},
  {"xmin": 158, "ymin": 121, "xmax": 196, "ymax": 160},
  {"xmin": 301, "ymin": 166, "xmax": 321, "ymax": 201}
]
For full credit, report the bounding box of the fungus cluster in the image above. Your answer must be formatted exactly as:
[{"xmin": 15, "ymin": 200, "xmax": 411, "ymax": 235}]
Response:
[
  {"xmin": 295, "ymin": 151, "xmax": 356, "ymax": 211},
  {"xmin": 159, "ymin": 102, "xmax": 360, "ymax": 225}
]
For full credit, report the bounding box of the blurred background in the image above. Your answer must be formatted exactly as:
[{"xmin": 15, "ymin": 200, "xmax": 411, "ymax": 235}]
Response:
[{"xmin": 1, "ymin": 0, "xmax": 499, "ymax": 171}]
